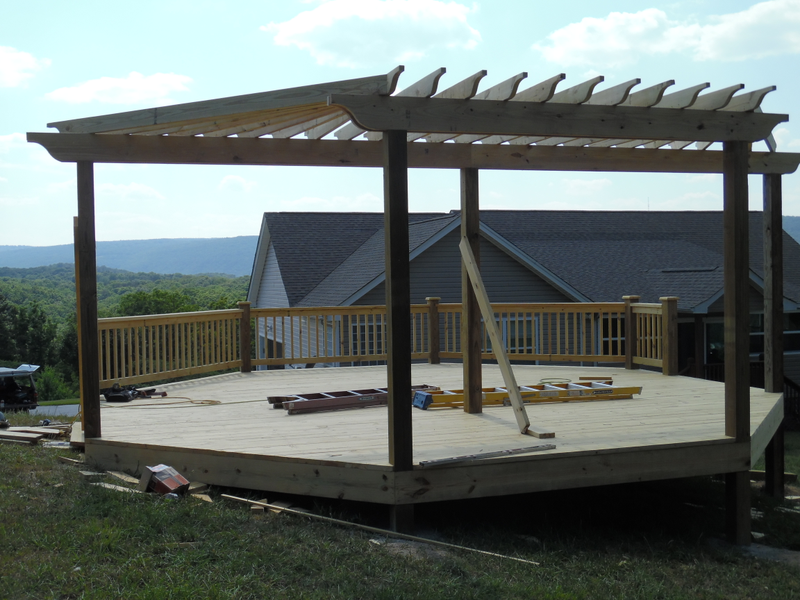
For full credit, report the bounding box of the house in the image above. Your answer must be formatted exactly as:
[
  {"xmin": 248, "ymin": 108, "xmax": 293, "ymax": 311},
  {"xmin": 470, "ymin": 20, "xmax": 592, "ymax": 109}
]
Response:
[{"xmin": 248, "ymin": 210, "xmax": 800, "ymax": 382}]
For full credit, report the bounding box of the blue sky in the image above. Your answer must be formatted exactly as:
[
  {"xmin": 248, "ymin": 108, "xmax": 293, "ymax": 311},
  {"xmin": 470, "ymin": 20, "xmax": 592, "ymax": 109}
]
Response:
[{"xmin": 2, "ymin": 0, "xmax": 800, "ymax": 246}]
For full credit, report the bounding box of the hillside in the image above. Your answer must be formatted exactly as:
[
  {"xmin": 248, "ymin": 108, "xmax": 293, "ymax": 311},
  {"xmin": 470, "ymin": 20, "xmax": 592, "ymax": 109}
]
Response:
[
  {"xmin": 0, "ymin": 236, "xmax": 258, "ymax": 276},
  {"xmin": 0, "ymin": 264, "xmax": 250, "ymax": 321}
]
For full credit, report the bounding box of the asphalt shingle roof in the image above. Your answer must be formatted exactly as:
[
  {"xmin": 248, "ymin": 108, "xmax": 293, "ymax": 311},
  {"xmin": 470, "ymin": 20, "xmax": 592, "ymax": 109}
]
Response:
[
  {"xmin": 297, "ymin": 214, "xmax": 458, "ymax": 307},
  {"xmin": 480, "ymin": 210, "xmax": 800, "ymax": 310},
  {"xmin": 265, "ymin": 212, "xmax": 444, "ymax": 306},
  {"xmin": 263, "ymin": 210, "xmax": 800, "ymax": 311}
]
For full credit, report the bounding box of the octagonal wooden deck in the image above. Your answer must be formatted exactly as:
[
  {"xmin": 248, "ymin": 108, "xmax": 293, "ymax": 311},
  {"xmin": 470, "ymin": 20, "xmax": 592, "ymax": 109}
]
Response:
[{"xmin": 82, "ymin": 364, "xmax": 783, "ymax": 506}]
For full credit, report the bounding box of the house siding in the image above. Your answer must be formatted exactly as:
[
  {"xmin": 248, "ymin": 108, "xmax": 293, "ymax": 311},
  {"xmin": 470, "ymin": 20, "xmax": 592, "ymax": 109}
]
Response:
[
  {"xmin": 256, "ymin": 242, "xmax": 289, "ymax": 308},
  {"xmin": 356, "ymin": 229, "xmax": 571, "ymax": 305},
  {"xmin": 705, "ymin": 286, "xmax": 764, "ymax": 314}
]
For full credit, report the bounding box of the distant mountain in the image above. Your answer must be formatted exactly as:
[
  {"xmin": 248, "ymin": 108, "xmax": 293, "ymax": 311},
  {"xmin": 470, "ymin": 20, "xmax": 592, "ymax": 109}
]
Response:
[
  {"xmin": 0, "ymin": 236, "xmax": 258, "ymax": 276},
  {"xmin": 785, "ymin": 216, "xmax": 800, "ymax": 246}
]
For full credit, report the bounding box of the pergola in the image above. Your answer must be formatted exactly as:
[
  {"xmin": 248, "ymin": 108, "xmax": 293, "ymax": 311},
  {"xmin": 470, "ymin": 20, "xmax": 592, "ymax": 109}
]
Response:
[{"xmin": 29, "ymin": 66, "xmax": 800, "ymax": 541}]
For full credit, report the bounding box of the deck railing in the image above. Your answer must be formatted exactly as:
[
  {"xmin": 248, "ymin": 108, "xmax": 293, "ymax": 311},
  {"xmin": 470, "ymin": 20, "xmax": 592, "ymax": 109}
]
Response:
[
  {"xmin": 98, "ymin": 308, "xmax": 243, "ymax": 386},
  {"xmin": 97, "ymin": 297, "xmax": 677, "ymax": 386}
]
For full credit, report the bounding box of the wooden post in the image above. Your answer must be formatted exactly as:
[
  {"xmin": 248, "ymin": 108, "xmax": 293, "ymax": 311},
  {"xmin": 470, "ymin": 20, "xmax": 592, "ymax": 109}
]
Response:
[
  {"xmin": 763, "ymin": 174, "xmax": 784, "ymax": 394},
  {"xmin": 426, "ymin": 297, "xmax": 441, "ymax": 365},
  {"xmin": 76, "ymin": 161, "xmax": 100, "ymax": 439},
  {"xmin": 723, "ymin": 141, "xmax": 751, "ymax": 441},
  {"xmin": 694, "ymin": 315, "xmax": 705, "ymax": 379},
  {"xmin": 461, "ymin": 167, "xmax": 482, "ymax": 414},
  {"xmin": 383, "ymin": 130, "xmax": 413, "ymax": 472},
  {"xmin": 723, "ymin": 140, "xmax": 751, "ymax": 545},
  {"xmin": 660, "ymin": 297, "xmax": 679, "ymax": 376},
  {"xmin": 238, "ymin": 301, "xmax": 252, "ymax": 373},
  {"xmin": 623, "ymin": 295, "xmax": 640, "ymax": 370},
  {"xmin": 763, "ymin": 173, "xmax": 784, "ymax": 500},
  {"xmin": 765, "ymin": 424, "xmax": 785, "ymax": 499},
  {"xmin": 72, "ymin": 218, "xmax": 85, "ymax": 413},
  {"xmin": 390, "ymin": 504, "xmax": 415, "ymax": 534}
]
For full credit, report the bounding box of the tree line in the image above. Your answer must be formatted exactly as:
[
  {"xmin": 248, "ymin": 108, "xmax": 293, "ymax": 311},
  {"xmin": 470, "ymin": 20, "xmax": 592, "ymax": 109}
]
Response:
[{"xmin": 0, "ymin": 264, "xmax": 249, "ymax": 401}]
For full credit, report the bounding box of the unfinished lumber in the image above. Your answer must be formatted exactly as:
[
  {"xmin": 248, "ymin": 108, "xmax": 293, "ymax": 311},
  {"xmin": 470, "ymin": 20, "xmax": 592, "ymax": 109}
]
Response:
[
  {"xmin": 57, "ymin": 455, "xmax": 84, "ymax": 465},
  {"xmin": 8, "ymin": 426, "xmax": 64, "ymax": 437},
  {"xmin": 91, "ymin": 482, "xmax": 142, "ymax": 494},
  {"xmin": 459, "ymin": 237, "xmax": 555, "ymax": 438},
  {"xmin": 108, "ymin": 471, "xmax": 139, "ymax": 485},
  {"xmin": 0, "ymin": 430, "xmax": 42, "ymax": 444}
]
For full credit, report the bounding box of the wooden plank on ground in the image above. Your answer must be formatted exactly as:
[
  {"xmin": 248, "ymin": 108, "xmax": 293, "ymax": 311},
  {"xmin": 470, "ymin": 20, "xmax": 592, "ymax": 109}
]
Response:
[{"xmin": 0, "ymin": 431, "xmax": 42, "ymax": 444}]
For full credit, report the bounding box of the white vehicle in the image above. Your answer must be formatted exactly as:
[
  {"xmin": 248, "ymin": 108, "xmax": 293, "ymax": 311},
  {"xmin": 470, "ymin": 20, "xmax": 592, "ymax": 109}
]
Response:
[{"xmin": 0, "ymin": 364, "xmax": 40, "ymax": 411}]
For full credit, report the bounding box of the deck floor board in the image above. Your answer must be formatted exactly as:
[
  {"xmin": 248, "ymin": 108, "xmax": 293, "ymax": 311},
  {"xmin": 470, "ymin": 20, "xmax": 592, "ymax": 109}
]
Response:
[{"xmin": 93, "ymin": 363, "xmax": 780, "ymax": 466}]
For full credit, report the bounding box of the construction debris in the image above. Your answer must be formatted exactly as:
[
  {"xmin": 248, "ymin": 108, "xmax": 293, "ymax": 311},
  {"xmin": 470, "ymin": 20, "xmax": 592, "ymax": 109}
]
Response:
[{"xmin": 137, "ymin": 464, "xmax": 190, "ymax": 495}]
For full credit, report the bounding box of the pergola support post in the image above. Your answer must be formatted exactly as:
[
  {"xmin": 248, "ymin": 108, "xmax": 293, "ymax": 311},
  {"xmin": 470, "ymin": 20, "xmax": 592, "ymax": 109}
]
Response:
[
  {"xmin": 723, "ymin": 140, "xmax": 751, "ymax": 545},
  {"xmin": 461, "ymin": 168, "xmax": 482, "ymax": 414},
  {"xmin": 383, "ymin": 130, "xmax": 413, "ymax": 474},
  {"xmin": 763, "ymin": 173, "xmax": 785, "ymax": 499},
  {"xmin": 76, "ymin": 161, "xmax": 101, "ymax": 439}
]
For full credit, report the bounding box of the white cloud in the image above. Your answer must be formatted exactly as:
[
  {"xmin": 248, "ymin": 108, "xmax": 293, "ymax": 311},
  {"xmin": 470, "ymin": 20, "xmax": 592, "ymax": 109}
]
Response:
[
  {"xmin": 560, "ymin": 178, "xmax": 613, "ymax": 196},
  {"xmin": 774, "ymin": 127, "xmax": 800, "ymax": 150},
  {"xmin": 0, "ymin": 133, "xmax": 27, "ymax": 154},
  {"xmin": 218, "ymin": 175, "xmax": 257, "ymax": 193},
  {"xmin": 263, "ymin": 0, "xmax": 481, "ymax": 67},
  {"xmin": 0, "ymin": 46, "xmax": 50, "ymax": 87},
  {"xmin": 533, "ymin": 1, "xmax": 800, "ymax": 67},
  {"xmin": 96, "ymin": 182, "xmax": 165, "ymax": 201},
  {"xmin": 45, "ymin": 72, "xmax": 192, "ymax": 105}
]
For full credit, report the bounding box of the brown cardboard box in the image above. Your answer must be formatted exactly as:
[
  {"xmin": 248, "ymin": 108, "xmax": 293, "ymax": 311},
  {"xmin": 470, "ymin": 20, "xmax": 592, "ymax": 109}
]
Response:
[{"xmin": 138, "ymin": 464, "xmax": 190, "ymax": 495}]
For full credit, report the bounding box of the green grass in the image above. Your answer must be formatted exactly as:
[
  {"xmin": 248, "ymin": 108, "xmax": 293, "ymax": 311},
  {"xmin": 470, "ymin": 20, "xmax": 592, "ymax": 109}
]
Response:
[
  {"xmin": 2, "ymin": 412, "xmax": 800, "ymax": 599},
  {"xmin": 39, "ymin": 399, "xmax": 80, "ymax": 406}
]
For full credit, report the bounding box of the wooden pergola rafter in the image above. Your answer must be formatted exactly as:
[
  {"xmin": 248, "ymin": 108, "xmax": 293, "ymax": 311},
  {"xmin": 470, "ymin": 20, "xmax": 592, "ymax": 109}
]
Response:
[{"xmin": 28, "ymin": 66, "xmax": 800, "ymax": 540}]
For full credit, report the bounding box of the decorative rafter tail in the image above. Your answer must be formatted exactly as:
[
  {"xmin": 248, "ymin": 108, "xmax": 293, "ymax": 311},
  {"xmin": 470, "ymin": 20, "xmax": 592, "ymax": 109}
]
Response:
[{"xmin": 511, "ymin": 73, "xmax": 566, "ymax": 103}]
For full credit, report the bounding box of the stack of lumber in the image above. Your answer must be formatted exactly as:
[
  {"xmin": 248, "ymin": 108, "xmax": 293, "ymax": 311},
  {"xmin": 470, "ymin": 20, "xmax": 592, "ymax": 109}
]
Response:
[{"xmin": 0, "ymin": 426, "xmax": 67, "ymax": 445}]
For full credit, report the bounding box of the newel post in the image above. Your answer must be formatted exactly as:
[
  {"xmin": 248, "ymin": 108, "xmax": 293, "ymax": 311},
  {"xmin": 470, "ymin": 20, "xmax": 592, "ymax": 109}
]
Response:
[
  {"xmin": 623, "ymin": 295, "xmax": 640, "ymax": 370},
  {"xmin": 426, "ymin": 297, "xmax": 441, "ymax": 365},
  {"xmin": 238, "ymin": 301, "xmax": 252, "ymax": 373},
  {"xmin": 660, "ymin": 297, "xmax": 679, "ymax": 376}
]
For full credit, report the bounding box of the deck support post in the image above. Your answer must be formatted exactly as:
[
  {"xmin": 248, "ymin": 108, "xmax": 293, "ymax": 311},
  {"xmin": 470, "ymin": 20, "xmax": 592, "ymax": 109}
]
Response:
[
  {"xmin": 623, "ymin": 296, "xmax": 640, "ymax": 370},
  {"xmin": 723, "ymin": 140, "xmax": 751, "ymax": 544},
  {"xmin": 238, "ymin": 301, "xmax": 252, "ymax": 373},
  {"xmin": 426, "ymin": 297, "xmax": 441, "ymax": 364},
  {"xmin": 390, "ymin": 504, "xmax": 415, "ymax": 533},
  {"xmin": 76, "ymin": 161, "xmax": 101, "ymax": 439},
  {"xmin": 383, "ymin": 130, "xmax": 413, "ymax": 471},
  {"xmin": 461, "ymin": 167, "xmax": 482, "ymax": 413},
  {"xmin": 660, "ymin": 297, "xmax": 679, "ymax": 376},
  {"xmin": 765, "ymin": 424, "xmax": 785, "ymax": 499}
]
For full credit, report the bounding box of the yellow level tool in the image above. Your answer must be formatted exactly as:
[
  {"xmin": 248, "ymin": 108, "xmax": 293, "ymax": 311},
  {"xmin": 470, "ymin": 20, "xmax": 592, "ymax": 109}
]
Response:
[{"xmin": 423, "ymin": 379, "xmax": 642, "ymax": 409}]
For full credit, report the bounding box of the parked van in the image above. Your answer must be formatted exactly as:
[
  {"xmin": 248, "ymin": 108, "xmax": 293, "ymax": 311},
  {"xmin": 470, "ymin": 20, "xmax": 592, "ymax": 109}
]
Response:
[{"xmin": 0, "ymin": 364, "xmax": 39, "ymax": 411}]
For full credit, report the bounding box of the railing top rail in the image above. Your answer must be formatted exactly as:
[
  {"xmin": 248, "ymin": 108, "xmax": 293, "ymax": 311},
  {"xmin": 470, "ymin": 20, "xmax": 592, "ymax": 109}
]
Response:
[
  {"xmin": 99, "ymin": 308, "xmax": 242, "ymax": 325},
  {"xmin": 631, "ymin": 303, "xmax": 663, "ymax": 309},
  {"xmin": 438, "ymin": 302, "xmax": 626, "ymax": 311}
]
